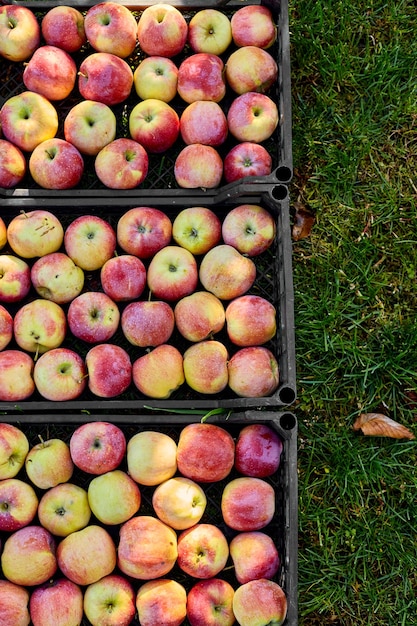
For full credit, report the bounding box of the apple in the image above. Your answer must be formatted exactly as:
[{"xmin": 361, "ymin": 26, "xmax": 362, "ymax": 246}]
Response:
[
  {"xmin": 0, "ymin": 478, "xmax": 38, "ymax": 532},
  {"xmin": 95, "ymin": 137, "xmax": 148, "ymax": 189},
  {"xmin": 41, "ymin": 5, "xmax": 87, "ymax": 53},
  {"xmin": 177, "ymin": 53, "xmax": 226, "ymax": 103},
  {"xmin": 57, "ymin": 524, "xmax": 117, "ymax": 586},
  {"xmin": 64, "ymin": 214, "xmax": 117, "ymax": 271},
  {"xmin": 118, "ymin": 515, "xmax": 178, "ymax": 580},
  {"xmin": 87, "ymin": 469, "xmax": 141, "ymax": 525},
  {"xmin": 129, "ymin": 98, "xmax": 180, "ymax": 153},
  {"xmin": 174, "ymin": 144, "xmax": 223, "ymax": 189},
  {"xmin": 227, "ymin": 92, "xmax": 278, "ymax": 143},
  {"xmin": 1, "ymin": 525, "xmax": 57, "ymax": 586},
  {"xmin": 199, "ymin": 244, "xmax": 256, "ymax": 300},
  {"xmin": 121, "ymin": 300, "xmax": 174, "ymax": 348},
  {"xmin": 64, "ymin": 100, "xmax": 117, "ymax": 156},
  {"xmin": 33, "ymin": 347, "xmax": 87, "ymax": 402},
  {"xmin": 188, "ymin": 9, "xmax": 232, "ymax": 55},
  {"xmin": 31, "ymin": 252, "xmax": 84, "ymax": 304},
  {"xmin": 0, "ymin": 580, "xmax": 30, "ymax": 626},
  {"xmin": 84, "ymin": 2, "xmax": 137, "ymax": 58},
  {"xmin": 132, "ymin": 344, "xmax": 185, "ymax": 399},
  {"xmin": 86, "ymin": 343, "xmax": 132, "ymax": 398},
  {"xmin": 13, "ymin": 299, "xmax": 66, "ymax": 355},
  {"xmin": 25, "ymin": 437, "xmax": 74, "ymax": 489},
  {"xmin": 126, "ymin": 430, "xmax": 177, "ymax": 486},
  {"xmin": 221, "ymin": 203, "xmax": 276, "ymax": 256},
  {"xmin": 29, "ymin": 137, "xmax": 84, "ymax": 190},
  {"xmin": 0, "ymin": 423, "xmax": 29, "ymax": 479},
  {"xmin": 233, "ymin": 579, "xmax": 287, "ymax": 626},
  {"xmin": 67, "ymin": 291, "xmax": 120, "ymax": 343},
  {"xmin": 6, "ymin": 209, "xmax": 64, "ymax": 259},
  {"xmin": 23, "ymin": 45, "xmax": 77, "ymax": 101},
  {"xmin": 230, "ymin": 531, "xmax": 280, "ymax": 584},
  {"xmin": 186, "ymin": 578, "xmax": 235, "ymax": 626},
  {"xmin": 0, "ymin": 139, "xmax": 26, "ymax": 188},
  {"xmin": 84, "ymin": 574, "xmax": 136, "ymax": 626},
  {"xmin": 176, "ymin": 422, "xmax": 235, "ymax": 483},
  {"xmin": 153, "ymin": 476, "xmax": 207, "ymax": 530},
  {"xmin": 136, "ymin": 579, "xmax": 187, "ymax": 626},
  {"xmin": 226, "ymin": 46, "xmax": 278, "ymax": 94},
  {"xmin": 235, "ymin": 423, "xmax": 283, "ymax": 478},
  {"xmin": 137, "ymin": 4, "xmax": 188, "ymax": 57},
  {"xmin": 0, "ymin": 4, "xmax": 40, "ymax": 62},
  {"xmin": 0, "ymin": 217, "xmax": 6, "ymax": 249},
  {"xmin": 228, "ymin": 346, "xmax": 280, "ymax": 398},
  {"xmin": 100, "ymin": 254, "xmax": 146, "ymax": 301},
  {"xmin": 0, "ymin": 254, "xmax": 31, "ymax": 303},
  {"xmin": 0, "ymin": 304, "xmax": 13, "ymax": 350},
  {"xmin": 180, "ymin": 100, "xmax": 228, "ymax": 147},
  {"xmin": 147, "ymin": 245, "xmax": 198, "ymax": 301},
  {"xmin": 37, "ymin": 482, "xmax": 91, "ymax": 537},
  {"xmin": 172, "ymin": 206, "xmax": 221, "ymax": 255},
  {"xmin": 223, "ymin": 142, "xmax": 272, "ymax": 183},
  {"xmin": 177, "ymin": 523, "xmax": 229, "ymax": 579},
  {"xmin": 78, "ymin": 52, "xmax": 133, "ymax": 105},
  {"xmin": 221, "ymin": 476, "xmax": 275, "ymax": 531},
  {"xmin": 116, "ymin": 206, "xmax": 172, "ymax": 259},
  {"xmin": 174, "ymin": 291, "xmax": 225, "ymax": 342},
  {"xmin": 0, "ymin": 350, "xmax": 35, "ymax": 402},
  {"xmin": 225, "ymin": 294, "xmax": 276, "ymax": 346},
  {"xmin": 0, "ymin": 91, "xmax": 58, "ymax": 152},
  {"xmin": 231, "ymin": 5, "xmax": 277, "ymax": 49},
  {"xmin": 70, "ymin": 421, "xmax": 126, "ymax": 475},
  {"xmin": 29, "ymin": 578, "xmax": 84, "ymax": 626},
  {"xmin": 133, "ymin": 56, "xmax": 178, "ymax": 102}
]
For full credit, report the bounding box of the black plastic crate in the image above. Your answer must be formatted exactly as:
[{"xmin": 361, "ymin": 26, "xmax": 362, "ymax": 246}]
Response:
[
  {"xmin": 0, "ymin": 410, "xmax": 298, "ymax": 626},
  {"xmin": 0, "ymin": 0, "xmax": 293, "ymax": 202},
  {"xmin": 0, "ymin": 185, "xmax": 296, "ymax": 412}
]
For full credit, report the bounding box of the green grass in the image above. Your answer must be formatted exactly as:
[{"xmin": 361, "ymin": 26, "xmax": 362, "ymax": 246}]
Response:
[{"xmin": 289, "ymin": 0, "xmax": 417, "ymax": 623}]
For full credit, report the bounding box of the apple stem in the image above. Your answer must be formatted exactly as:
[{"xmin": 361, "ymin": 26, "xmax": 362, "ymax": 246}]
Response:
[
  {"xmin": 78, "ymin": 71, "xmax": 88, "ymax": 79},
  {"xmin": 19, "ymin": 210, "xmax": 28, "ymax": 219},
  {"xmin": 77, "ymin": 373, "xmax": 89, "ymax": 383},
  {"xmin": 34, "ymin": 343, "xmax": 40, "ymax": 362},
  {"xmin": 38, "ymin": 434, "xmax": 45, "ymax": 446}
]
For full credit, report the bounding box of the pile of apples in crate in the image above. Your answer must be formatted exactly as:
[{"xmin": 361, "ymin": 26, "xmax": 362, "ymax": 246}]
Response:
[
  {"xmin": 0, "ymin": 419, "xmax": 288, "ymax": 625},
  {"xmin": 0, "ymin": 204, "xmax": 280, "ymax": 402},
  {"xmin": 0, "ymin": 2, "xmax": 280, "ymax": 190}
]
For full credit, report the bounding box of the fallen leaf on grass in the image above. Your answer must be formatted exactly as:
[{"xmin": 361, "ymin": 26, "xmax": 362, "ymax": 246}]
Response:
[
  {"xmin": 353, "ymin": 413, "xmax": 415, "ymax": 440},
  {"xmin": 292, "ymin": 201, "xmax": 315, "ymax": 240}
]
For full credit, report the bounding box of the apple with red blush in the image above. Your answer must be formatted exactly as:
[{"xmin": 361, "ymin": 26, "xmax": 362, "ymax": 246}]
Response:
[
  {"xmin": 0, "ymin": 91, "xmax": 58, "ymax": 153},
  {"xmin": 226, "ymin": 294, "xmax": 277, "ymax": 347},
  {"xmin": 0, "ymin": 4, "xmax": 40, "ymax": 62},
  {"xmin": 133, "ymin": 56, "xmax": 178, "ymax": 103},
  {"xmin": 177, "ymin": 523, "xmax": 229, "ymax": 579},
  {"xmin": 228, "ymin": 346, "xmax": 280, "ymax": 398},
  {"xmin": 13, "ymin": 299, "xmax": 67, "ymax": 355},
  {"xmin": 221, "ymin": 476, "xmax": 275, "ymax": 531},
  {"xmin": 177, "ymin": 52, "xmax": 226, "ymax": 103},
  {"xmin": 180, "ymin": 100, "xmax": 228, "ymax": 146},
  {"xmin": 0, "ymin": 478, "xmax": 38, "ymax": 532},
  {"xmin": 233, "ymin": 579, "xmax": 287, "ymax": 626},
  {"xmin": 230, "ymin": 531, "xmax": 280, "ymax": 584},
  {"xmin": 0, "ymin": 304, "xmax": 13, "ymax": 350},
  {"xmin": 176, "ymin": 422, "xmax": 235, "ymax": 483},
  {"xmin": 95, "ymin": 138, "xmax": 148, "ymax": 189},
  {"xmin": 29, "ymin": 138, "xmax": 84, "ymax": 190},
  {"xmin": 67, "ymin": 291, "xmax": 120, "ymax": 344},
  {"xmin": 121, "ymin": 300, "xmax": 174, "ymax": 348},
  {"xmin": 174, "ymin": 144, "xmax": 223, "ymax": 189},
  {"xmin": 199, "ymin": 244, "xmax": 256, "ymax": 300},
  {"xmin": 221, "ymin": 203, "xmax": 276, "ymax": 256},
  {"xmin": 183, "ymin": 340, "xmax": 229, "ymax": 395},
  {"xmin": 0, "ymin": 350, "xmax": 35, "ymax": 402},
  {"xmin": 224, "ymin": 141, "xmax": 272, "ymax": 183},
  {"xmin": 6, "ymin": 209, "xmax": 64, "ymax": 259},
  {"xmin": 0, "ymin": 423, "xmax": 29, "ymax": 480},
  {"xmin": 136, "ymin": 579, "xmax": 187, "ymax": 626},
  {"xmin": 126, "ymin": 431, "xmax": 177, "ymax": 487},
  {"xmin": 41, "ymin": 5, "xmax": 87, "ymax": 53},
  {"xmin": 186, "ymin": 578, "xmax": 235, "ymax": 626},
  {"xmin": 33, "ymin": 347, "xmax": 87, "ymax": 402},
  {"xmin": 226, "ymin": 46, "xmax": 278, "ymax": 94},
  {"xmin": 0, "ymin": 254, "xmax": 31, "ymax": 303},
  {"xmin": 147, "ymin": 245, "xmax": 198, "ymax": 301},
  {"xmin": 23, "ymin": 45, "xmax": 77, "ymax": 101},
  {"xmin": 69, "ymin": 421, "xmax": 127, "ymax": 475},
  {"xmin": 172, "ymin": 206, "xmax": 222, "ymax": 255},
  {"xmin": 29, "ymin": 578, "xmax": 84, "ymax": 626},
  {"xmin": 0, "ymin": 139, "xmax": 26, "ymax": 188},
  {"xmin": 64, "ymin": 100, "xmax": 117, "ymax": 156},
  {"xmin": 1, "ymin": 525, "xmax": 57, "ymax": 587},
  {"xmin": 132, "ymin": 344, "xmax": 185, "ymax": 399},
  {"xmin": 174, "ymin": 291, "xmax": 225, "ymax": 342},
  {"xmin": 85, "ymin": 343, "xmax": 132, "ymax": 398},
  {"xmin": 83, "ymin": 574, "xmax": 136, "ymax": 626},
  {"xmin": 64, "ymin": 214, "xmax": 117, "ymax": 271},
  {"xmin": 84, "ymin": 2, "xmax": 137, "ymax": 58},
  {"xmin": 0, "ymin": 580, "xmax": 30, "ymax": 626},
  {"xmin": 100, "ymin": 254, "xmax": 146, "ymax": 301},
  {"xmin": 25, "ymin": 437, "xmax": 74, "ymax": 490},
  {"xmin": 227, "ymin": 91, "xmax": 278, "ymax": 143},
  {"xmin": 152, "ymin": 476, "xmax": 206, "ymax": 530},
  {"xmin": 78, "ymin": 52, "xmax": 133, "ymax": 105},
  {"xmin": 137, "ymin": 4, "xmax": 188, "ymax": 58},
  {"xmin": 231, "ymin": 5, "xmax": 277, "ymax": 49},
  {"xmin": 117, "ymin": 206, "xmax": 172, "ymax": 259},
  {"xmin": 31, "ymin": 252, "xmax": 84, "ymax": 304},
  {"xmin": 129, "ymin": 99, "xmax": 179, "ymax": 153},
  {"xmin": 0, "ymin": 217, "xmax": 6, "ymax": 250}
]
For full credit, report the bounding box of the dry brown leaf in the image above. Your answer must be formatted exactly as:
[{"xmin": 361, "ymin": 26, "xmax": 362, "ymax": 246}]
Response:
[
  {"xmin": 292, "ymin": 201, "xmax": 315, "ymax": 241},
  {"xmin": 353, "ymin": 413, "xmax": 415, "ymax": 440}
]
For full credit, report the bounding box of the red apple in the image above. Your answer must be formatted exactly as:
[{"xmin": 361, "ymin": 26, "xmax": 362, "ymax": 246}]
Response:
[
  {"xmin": 177, "ymin": 523, "xmax": 229, "ymax": 579},
  {"xmin": 1, "ymin": 525, "xmax": 57, "ymax": 587},
  {"xmin": 0, "ymin": 304, "xmax": 13, "ymax": 350},
  {"xmin": 95, "ymin": 138, "xmax": 148, "ymax": 189},
  {"xmin": 33, "ymin": 347, "xmax": 87, "ymax": 402},
  {"xmin": 100, "ymin": 254, "xmax": 146, "ymax": 301},
  {"xmin": 116, "ymin": 206, "xmax": 172, "ymax": 259},
  {"xmin": 64, "ymin": 214, "xmax": 117, "ymax": 271},
  {"xmin": 0, "ymin": 4, "xmax": 40, "ymax": 62},
  {"xmin": 147, "ymin": 245, "xmax": 198, "ymax": 301},
  {"xmin": 174, "ymin": 291, "xmax": 225, "ymax": 342},
  {"xmin": 41, "ymin": 5, "xmax": 87, "ymax": 53},
  {"xmin": 0, "ymin": 254, "xmax": 31, "ymax": 303},
  {"xmin": 121, "ymin": 300, "xmax": 174, "ymax": 347},
  {"xmin": 0, "ymin": 350, "xmax": 35, "ymax": 402},
  {"xmin": 133, "ymin": 56, "xmax": 178, "ymax": 103},
  {"xmin": 177, "ymin": 52, "xmax": 226, "ymax": 103},
  {"xmin": 221, "ymin": 476, "xmax": 275, "ymax": 531},
  {"xmin": 25, "ymin": 437, "xmax": 74, "ymax": 490},
  {"xmin": 172, "ymin": 206, "xmax": 222, "ymax": 255},
  {"xmin": 186, "ymin": 578, "xmax": 235, "ymax": 626},
  {"xmin": 6, "ymin": 209, "xmax": 64, "ymax": 259},
  {"xmin": 235, "ymin": 423, "xmax": 283, "ymax": 477},
  {"xmin": 78, "ymin": 52, "xmax": 133, "ymax": 105},
  {"xmin": 23, "ymin": 45, "xmax": 77, "ymax": 101},
  {"xmin": 0, "ymin": 91, "xmax": 58, "ymax": 152},
  {"xmin": 227, "ymin": 92, "xmax": 278, "ymax": 143},
  {"xmin": 183, "ymin": 339, "xmax": 229, "ymax": 395},
  {"xmin": 64, "ymin": 100, "xmax": 117, "ymax": 156},
  {"xmin": 176, "ymin": 422, "xmax": 235, "ymax": 483},
  {"xmin": 29, "ymin": 138, "xmax": 84, "ymax": 190},
  {"xmin": 30, "ymin": 252, "xmax": 84, "ymax": 304},
  {"xmin": 129, "ymin": 98, "xmax": 180, "ymax": 153},
  {"xmin": 0, "ymin": 139, "xmax": 26, "ymax": 188},
  {"xmin": 0, "ymin": 422, "xmax": 29, "ymax": 480},
  {"xmin": 233, "ymin": 579, "xmax": 287, "ymax": 626},
  {"xmin": 188, "ymin": 9, "xmax": 232, "ymax": 55},
  {"xmin": 0, "ymin": 580, "xmax": 30, "ymax": 626},
  {"xmin": 230, "ymin": 531, "xmax": 280, "ymax": 584},
  {"xmin": 84, "ymin": 2, "xmax": 137, "ymax": 58},
  {"xmin": 199, "ymin": 244, "xmax": 256, "ymax": 300},
  {"xmin": 67, "ymin": 291, "xmax": 120, "ymax": 343},
  {"xmin": 224, "ymin": 142, "xmax": 272, "ymax": 183},
  {"xmin": 180, "ymin": 100, "xmax": 228, "ymax": 146},
  {"xmin": 84, "ymin": 574, "xmax": 136, "ymax": 626},
  {"xmin": 231, "ymin": 5, "xmax": 277, "ymax": 49},
  {"xmin": 137, "ymin": 4, "xmax": 188, "ymax": 58},
  {"xmin": 221, "ymin": 203, "xmax": 276, "ymax": 256},
  {"xmin": 0, "ymin": 478, "xmax": 38, "ymax": 532},
  {"xmin": 85, "ymin": 343, "xmax": 132, "ymax": 398},
  {"xmin": 225, "ymin": 294, "xmax": 276, "ymax": 347},
  {"xmin": 227, "ymin": 346, "xmax": 280, "ymax": 398},
  {"xmin": 13, "ymin": 299, "xmax": 66, "ymax": 355},
  {"xmin": 29, "ymin": 578, "xmax": 84, "ymax": 626},
  {"xmin": 70, "ymin": 421, "xmax": 126, "ymax": 475},
  {"xmin": 174, "ymin": 144, "xmax": 223, "ymax": 189},
  {"xmin": 136, "ymin": 579, "xmax": 187, "ymax": 626},
  {"xmin": 226, "ymin": 46, "xmax": 278, "ymax": 94}
]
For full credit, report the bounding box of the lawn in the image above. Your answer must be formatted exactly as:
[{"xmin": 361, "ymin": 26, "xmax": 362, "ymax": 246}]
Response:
[{"xmin": 288, "ymin": 0, "xmax": 417, "ymax": 623}]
